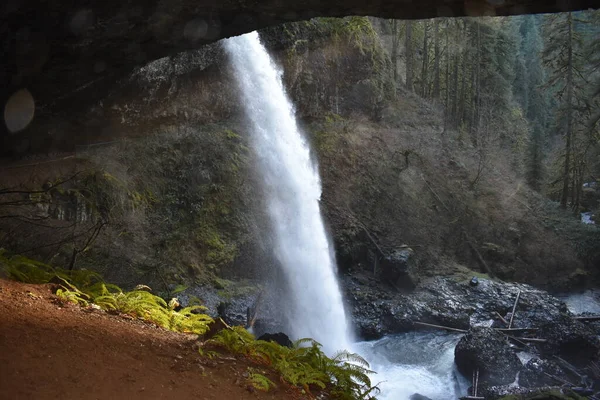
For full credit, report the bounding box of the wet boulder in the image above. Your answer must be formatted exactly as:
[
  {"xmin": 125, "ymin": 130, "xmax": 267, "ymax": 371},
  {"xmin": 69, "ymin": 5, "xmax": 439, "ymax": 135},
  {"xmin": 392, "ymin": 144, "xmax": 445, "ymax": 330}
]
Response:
[
  {"xmin": 380, "ymin": 248, "xmax": 418, "ymax": 290},
  {"xmin": 538, "ymin": 315, "xmax": 600, "ymax": 366},
  {"xmin": 409, "ymin": 394, "xmax": 433, "ymax": 400},
  {"xmin": 493, "ymin": 388, "xmax": 589, "ymax": 400},
  {"xmin": 484, "ymin": 387, "xmax": 582, "ymax": 400},
  {"xmin": 342, "ymin": 274, "xmax": 568, "ymax": 340},
  {"xmin": 481, "ymin": 386, "xmax": 551, "ymax": 400},
  {"xmin": 257, "ymin": 332, "xmax": 293, "ymax": 348},
  {"xmin": 519, "ymin": 358, "xmax": 569, "ymax": 388},
  {"xmin": 455, "ymin": 327, "xmax": 522, "ymax": 386}
]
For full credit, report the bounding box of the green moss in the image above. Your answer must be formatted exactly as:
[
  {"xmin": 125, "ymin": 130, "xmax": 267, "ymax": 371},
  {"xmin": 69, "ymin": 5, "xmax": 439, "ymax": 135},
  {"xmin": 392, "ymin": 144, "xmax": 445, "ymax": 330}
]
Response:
[
  {"xmin": 450, "ymin": 263, "xmax": 493, "ymax": 284},
  {"xmin": 195, "ymin": 223, "xmax": 237, "ymax": 267},
  {"xmin": 224, "ymin": 129, "xmax": 240, "ymax": 141},
  {"xmin": 214, "ymin": 278, "xmax": 260, "ymax": 300},
  {"xmin": 312, "ymin": 113, "xmax": 347, "ymax": 155}
]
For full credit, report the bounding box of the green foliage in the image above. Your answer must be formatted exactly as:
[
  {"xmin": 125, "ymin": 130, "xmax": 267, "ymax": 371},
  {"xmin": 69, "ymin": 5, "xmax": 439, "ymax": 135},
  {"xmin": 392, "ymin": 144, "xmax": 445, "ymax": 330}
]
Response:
[
  {"xmin": 55, "ymin": 279, "xmax": 90, "ymax": 307},
  {"xmin": 2, "ymin": 253, "xmax": 60, "ymax": 283},
  {"xmin": 313, "ymin": 113, "xmax": 355, "ymax": 157},
  {"xmin": 206, "ymin": 327, "xmax": 379, "ymax": 399},
  {"xmin": 0, "ymin": 250, "xmax": 104, "ymax": 287},
  {"xmin": 209, "ymin": 325, "xmax": 255, "ymax": 354},
  {"xmin": 168, "ymin": 305, "xmax": 213, "ymax": 334},
  {"xmin": 213, "ymin": 278, "xmax": 260, "ymax": 300},
  {"xmin": 171, "ymin": 284, "xmax": 188, "ymax": 295},
  {"xmin": 0, "ymin": 251, "xmax": 213, "ymax": 335},
  {"xmin": 247, "ymin": 369, "xmax": 276, "ymax": 391},
  {"xmin": 322, "ymin": 17, "xmax": 379, "ymax": 55}
]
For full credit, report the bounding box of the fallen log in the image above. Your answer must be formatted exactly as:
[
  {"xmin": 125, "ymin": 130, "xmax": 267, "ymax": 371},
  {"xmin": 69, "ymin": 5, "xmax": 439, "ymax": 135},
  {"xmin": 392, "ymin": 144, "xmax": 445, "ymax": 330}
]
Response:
[
  {"xmin": 573, "ymin": 316, "xmax": 600, "ymax": 321},
  {"xmin": 511, "ymin": 337, "xmax": 547, "ymax": 343},
  {"xmin": 464, "ymin": 232, "xmax": 494, "ymax": 277},
  {"xmin": 508, "ymin": 290, "xmax": 521, "ymax": 329},
  {"xmin": 494, "ymin": 311, "xmax": 508, "ymax": 326},
  {"xmin": 505, "ymin": 335, "xmax": 528, "ymax": 347},
  {"xmin": 554, "ymin": 356, "xmax": 583, "ymax": 379},
  {"xmin": 495, "ymin": 328, "xmax": 538, "ymax": 333},
  {"xmin": 413, "ymin": 321, "xmax": 468, "ymax": 333},
  {"xmin": 543, "ymin": 372, "xmax": 575, "ymax": 387}
]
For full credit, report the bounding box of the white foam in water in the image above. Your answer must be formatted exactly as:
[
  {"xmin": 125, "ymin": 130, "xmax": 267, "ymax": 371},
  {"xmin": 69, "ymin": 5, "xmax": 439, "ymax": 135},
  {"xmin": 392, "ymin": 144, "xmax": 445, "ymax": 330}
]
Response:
[
  {"xmin": 560, "ymin": 290, "xmax": 600, "ymax": 314},
  {"xmin": 223, "ymin": 32, "xmax": 350, "ymax": 354},
  {"xmin": 354, "ymin": 333, "xmax": 469, "ymax": 400}
]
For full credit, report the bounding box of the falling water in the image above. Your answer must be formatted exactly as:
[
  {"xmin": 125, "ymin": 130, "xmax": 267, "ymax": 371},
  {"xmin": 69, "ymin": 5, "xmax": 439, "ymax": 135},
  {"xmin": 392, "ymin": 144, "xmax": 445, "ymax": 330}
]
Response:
[{"xmin": 224, "ymin": 32, "xmax": 350, "ymax": 354}]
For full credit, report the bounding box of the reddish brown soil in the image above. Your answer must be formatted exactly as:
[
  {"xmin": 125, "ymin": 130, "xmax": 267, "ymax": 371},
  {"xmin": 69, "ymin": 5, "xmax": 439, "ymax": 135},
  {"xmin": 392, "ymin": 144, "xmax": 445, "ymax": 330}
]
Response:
[{"xmin": 0, "ymin": 279, "xmax": 302, "ymax": 400}]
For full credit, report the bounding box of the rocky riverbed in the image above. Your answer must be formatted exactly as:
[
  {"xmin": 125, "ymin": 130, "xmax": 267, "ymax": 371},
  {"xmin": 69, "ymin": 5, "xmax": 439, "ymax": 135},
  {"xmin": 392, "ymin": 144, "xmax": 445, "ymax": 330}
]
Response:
[
  {"xmin": 342, "ymin": 272, "xmax": 568, "ymax": 340},
  {"xmin": 344, "ymin": 273, "xmax": 600, "ymax": 399},
  {"xmin": 178, "ymin": 273, "xmax": 600, "ymax": 399}
]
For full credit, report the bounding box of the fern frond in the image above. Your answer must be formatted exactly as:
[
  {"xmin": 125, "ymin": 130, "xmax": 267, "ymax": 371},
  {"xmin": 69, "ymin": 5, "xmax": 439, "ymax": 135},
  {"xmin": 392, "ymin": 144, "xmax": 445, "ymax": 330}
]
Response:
[
  {"xmin": 293, "ymin": 337, "xmax": 322, "ymax": 349},
  {"xmin": 332, "ymin": 350, "xmax": 370, "ymax": 368},
  {"xmin": 247, "ymin": 371, "xmax": 276, "ymax": 391}
]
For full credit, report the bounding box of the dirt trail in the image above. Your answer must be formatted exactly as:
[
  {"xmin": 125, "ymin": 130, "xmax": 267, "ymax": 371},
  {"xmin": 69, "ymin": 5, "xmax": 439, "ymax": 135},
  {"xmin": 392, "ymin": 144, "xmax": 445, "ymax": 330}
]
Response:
[{"xmin": 0, "ymin": 279, "xmax": 298, "ymax": 400}]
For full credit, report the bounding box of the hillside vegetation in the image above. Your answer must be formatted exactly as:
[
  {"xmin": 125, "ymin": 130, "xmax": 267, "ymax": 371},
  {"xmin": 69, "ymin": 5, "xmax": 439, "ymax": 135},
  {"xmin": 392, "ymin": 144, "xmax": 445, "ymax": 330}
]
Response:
[{"xmin": 0, "ymin": 14, "xmax": 598, "ymax": 299}]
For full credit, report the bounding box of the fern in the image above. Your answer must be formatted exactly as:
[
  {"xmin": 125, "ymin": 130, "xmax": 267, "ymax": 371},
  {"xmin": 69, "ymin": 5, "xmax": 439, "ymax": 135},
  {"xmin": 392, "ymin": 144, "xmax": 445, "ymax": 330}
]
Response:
[
  {"xmin": 56, "ymin": 287, "xmax": 89, "ymax": 306},
  {"xmin": 1, "ymin": 252, "xmax": 56, "ymax": 283},
  {"xmin": 169, "ymin": 306, "xmax": 212, "ymax": 334},
  {"xmin": 206, "ymin": 329, "xmax": 380, "ymax": 399},
  {"xmin": 207, "ymin": 325, "xmax": 255, "ymax": 354},
  {"xmin": 247, "ymin": 369, "xmax": 276, "ymax": 391},
  {"xmin": 0, "ymin": 252, "xmax": 213, "ymax": 336}
]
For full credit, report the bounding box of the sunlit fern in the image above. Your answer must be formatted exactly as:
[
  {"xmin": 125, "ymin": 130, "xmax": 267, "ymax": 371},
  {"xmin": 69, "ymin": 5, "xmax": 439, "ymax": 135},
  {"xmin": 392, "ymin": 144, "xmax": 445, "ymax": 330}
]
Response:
[
  {"xmin": 206, "ymin": 328, "xmax": 380, "ymax": 399},
  {"xmin": 247, "ymin": 369, "xmax": 276, "ymax": 391},
  {"xmin": 0, "ymin": 250, "xmax": 213, "ymax": 335}
]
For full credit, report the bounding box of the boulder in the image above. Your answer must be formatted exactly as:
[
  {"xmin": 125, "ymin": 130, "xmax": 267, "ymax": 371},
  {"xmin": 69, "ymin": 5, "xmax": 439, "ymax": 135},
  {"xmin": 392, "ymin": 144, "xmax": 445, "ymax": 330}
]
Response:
[
  {"xmin": 483, "ymin": 387, "xmax": 584, "ymax": 400},
  {"xmin": 380, "ymin": 248, "xmax": 418, "ymax": 290},
  {"xmin": 538, "ymin": 315, "xmax": 600, "ymax": 366},
  {"xmin": 519, "ymin": 358, "xmax": 569, "ymax": 388},
  {"xmin": 454, "ymin": 327, "xmax": 522, "ymax": 386},
  {"xmin": 343, "ymin": 273, "xmax": 568, "ymax": 340},
  {"xmin": 409, "ymin": 394, "xmax": 433, "ymax": 400},
  {"xmin": 257, "ymin": 332, "xmax": 293, "ymax": 348},
  {"xmin": 493, "ymin": 388, "xmax": 589, "ymax": 400}
]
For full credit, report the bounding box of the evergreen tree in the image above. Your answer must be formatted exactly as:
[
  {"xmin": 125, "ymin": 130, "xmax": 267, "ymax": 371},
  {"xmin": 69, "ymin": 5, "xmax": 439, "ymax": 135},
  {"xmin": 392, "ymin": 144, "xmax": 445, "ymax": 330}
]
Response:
[{"xmin": 542, "ymin": 12, "xmax": 586, "ymax": 208}]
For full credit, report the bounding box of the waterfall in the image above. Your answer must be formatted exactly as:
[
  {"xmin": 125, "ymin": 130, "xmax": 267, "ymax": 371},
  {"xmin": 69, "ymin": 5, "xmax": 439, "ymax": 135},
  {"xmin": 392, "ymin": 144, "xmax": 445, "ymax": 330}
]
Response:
[{"xmin": 224, "ymin": 32, "xmax": 350, "ymax": 354}]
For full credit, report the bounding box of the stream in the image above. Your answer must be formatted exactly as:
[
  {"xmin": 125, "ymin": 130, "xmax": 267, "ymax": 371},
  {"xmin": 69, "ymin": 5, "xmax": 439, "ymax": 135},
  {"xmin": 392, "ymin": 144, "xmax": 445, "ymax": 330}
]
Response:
[
  {"xmin": 355, "ymin": 332, "xmax": 470, "ymax": 400},
  {"xmin": 560, "ymin": 289, "xmax": 600, "ymax": 315},
  {"xmin": 355, "ymin": 289, "xmax": 600, "ymax": 400}
]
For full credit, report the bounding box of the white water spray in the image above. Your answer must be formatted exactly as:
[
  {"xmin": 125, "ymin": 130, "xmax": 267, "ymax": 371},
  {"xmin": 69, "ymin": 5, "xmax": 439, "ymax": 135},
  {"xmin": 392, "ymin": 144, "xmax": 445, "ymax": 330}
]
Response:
[{"xmin": 224, "ymin": 32, "xmax": 350, "ymax": 354}]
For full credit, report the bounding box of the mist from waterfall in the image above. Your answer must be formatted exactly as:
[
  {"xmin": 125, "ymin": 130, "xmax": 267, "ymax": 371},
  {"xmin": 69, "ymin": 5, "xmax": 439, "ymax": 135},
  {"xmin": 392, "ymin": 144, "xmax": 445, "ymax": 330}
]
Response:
[{"xmin": 223, "ymin": 31, "xmax": 350, "ymax": 354}]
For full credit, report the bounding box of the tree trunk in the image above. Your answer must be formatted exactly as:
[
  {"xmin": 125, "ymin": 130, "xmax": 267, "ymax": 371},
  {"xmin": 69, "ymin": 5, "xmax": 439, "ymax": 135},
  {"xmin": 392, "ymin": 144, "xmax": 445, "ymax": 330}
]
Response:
[
  {"xmin": 451, "ymin": 20, "xmax": 460, "ymax": 127},
  {"xmin": 560, "ymin": 12, "xmax": 573, "ymax": 209},
  {"xmin": 459, "ymin": 20, "xmax": 468, "ymax": 126},
  {"xmin": 406, "ymin": 21, "xmax": 414, "ymax": 92},
  {"xmin": 391, "ymin": 19, "xmax": 400, "ymax": 86},
  {"xmin": 472, "ymin": 21, "xmax": 481, "ymax": 143},
  {"xmin": 421, "ymin": 20, "xmax": 429, "ymax": 97},
  {"xmin": 433, "ymin": 19, "xmax": 441, "ymax": 99},
  {"xmin": 444, "ymin": 19, "xmax": 450, "ymax": 131}
]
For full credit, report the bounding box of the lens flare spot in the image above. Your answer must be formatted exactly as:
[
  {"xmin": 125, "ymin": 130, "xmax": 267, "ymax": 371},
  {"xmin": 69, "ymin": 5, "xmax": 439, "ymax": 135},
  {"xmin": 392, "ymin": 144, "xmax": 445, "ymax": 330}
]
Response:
[{"xmin": 4, "ymin": 89, "xmax": 35, "ymax": 133}]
